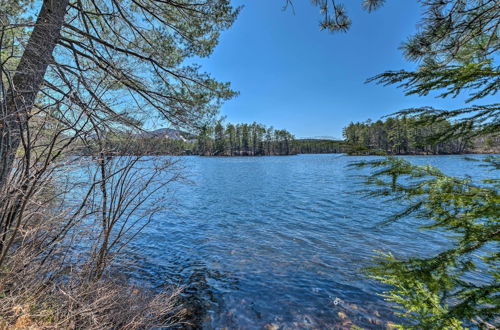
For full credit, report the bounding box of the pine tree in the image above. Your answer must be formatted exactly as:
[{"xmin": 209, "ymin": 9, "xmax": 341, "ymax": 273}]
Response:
[
  {"xmin": 0, "ymin": 0, "xmax": 238, "ymax": 189},
  {"xmin": 196, "ymin": 125, "xmax": 212, "ymax": 156},
  {"xmin": 226, "ymin": 124, "xmax": 237, "ymax": 156},
  {"xmin": 241, "ymin": 124, "xmax": 250, "ymax": 155},
  {"xmin": 214, "ymin": 121, "xmax": 226, "ymax": 155},
  {"xmin": 356, "ymin": 1, "xmax": 499, "ymax": 328}
]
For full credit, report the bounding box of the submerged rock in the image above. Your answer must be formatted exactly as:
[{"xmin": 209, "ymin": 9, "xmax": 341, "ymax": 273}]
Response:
[
  {"xmin": 264, "ymin": 323, "xmax": 280, "ymax": 330},
  {"xmin": 386, "ymin": 321, "xmax": 399, "ymax": 329},
  {"xmin": 368, "ymin": 317, "xmax": 382, "ymax": 325}
]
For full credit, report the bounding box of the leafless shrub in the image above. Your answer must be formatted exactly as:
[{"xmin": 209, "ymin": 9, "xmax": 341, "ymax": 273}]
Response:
[
  {"xmin": 0, "ymin": 130, "xmax": 188, "ymax": 328},
  {"xmin": 0, "ymin": 47, "xmax": 187, "ymax": 330},
  {"xmin": 0, "ymin": 126, "xmax": 187, "ymax": 328},
  {"xmin": 0, "ymin": 2, "xmax": 214, "ymax": 327}
]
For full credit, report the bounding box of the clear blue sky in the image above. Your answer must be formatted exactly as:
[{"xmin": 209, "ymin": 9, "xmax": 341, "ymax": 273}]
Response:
[{"xmin": 196, "ymin": 0, "xmax": 495, "ymax": 139}]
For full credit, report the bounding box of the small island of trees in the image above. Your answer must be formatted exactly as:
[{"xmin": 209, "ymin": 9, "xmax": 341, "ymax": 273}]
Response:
[{"xmin": 197, "ymin": 122, "xmax": 345, "ymax": 155}]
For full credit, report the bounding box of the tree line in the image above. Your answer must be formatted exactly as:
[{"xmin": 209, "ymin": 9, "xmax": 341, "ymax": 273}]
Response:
[
  {"xmin": 343, "ymin": 117, "xmax": 473, "ymax": 155},
  {"xmin": 197, "ymin": 122, "xmax": 295, "ymax": 156},
  {"xmin": 2, "ymin": 0, "xmax": 498, "ymax": 328},
  {"xmin": 79, "ymin": 122, "xmax": 345, "ymax": 157},
  {"xmin": 0, "ymin": 0, "xmax": 237, "ymax": 328},
  {"xmin": 78, "ymin": 132, "xmax": 194, "ymax": 156},
  {"xmin": 79, "ymin": 116, "xmax": 498, "ymax": 157},
  {"xmin": 350, "ymin": 0, "xmax": 499, "ymax": 327},
  {"xmin": 195, "ymin": 121, "xmax": 344, "ymax": 156}
]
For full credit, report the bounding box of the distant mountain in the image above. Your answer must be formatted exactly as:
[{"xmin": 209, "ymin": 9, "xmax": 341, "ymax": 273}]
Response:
[
  {"xmin": 140, "ymin": 128, "xmax": 193, "ymax": 141},
  {"xmin": 298, "ymin": 136, "xmax": 342, "ymax": 141},
  {"xmin": 86, "ymin": 128, "xmax": 194, "ymax": 141}
]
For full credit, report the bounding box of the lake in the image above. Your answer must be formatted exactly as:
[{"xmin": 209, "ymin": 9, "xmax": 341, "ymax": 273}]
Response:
[{"xmin": 111, "ymin": 154, "xmax": 494, "ymax": 329}]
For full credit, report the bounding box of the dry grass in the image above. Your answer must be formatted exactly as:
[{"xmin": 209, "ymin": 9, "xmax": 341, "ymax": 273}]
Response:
[{"xmin": 0, "ymin": 277, "xmax": 186, "ymax": 329}]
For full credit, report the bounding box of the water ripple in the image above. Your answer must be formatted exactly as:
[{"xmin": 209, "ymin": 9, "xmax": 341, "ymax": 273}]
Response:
[{"xmin": 118, "ymin": 154, "xmax": 493, "ymax": 329}]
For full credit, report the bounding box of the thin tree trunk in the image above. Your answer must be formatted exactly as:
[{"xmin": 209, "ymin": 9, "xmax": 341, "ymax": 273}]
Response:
[{"xmin": 0, "ymin": 0, "xmax": 69, "ymax": 189}]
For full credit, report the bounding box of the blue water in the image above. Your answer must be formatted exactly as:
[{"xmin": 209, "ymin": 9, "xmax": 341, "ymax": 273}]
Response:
[{"xmin": 113, "ymin": 154, "xmax": 495, "ymax": 329}]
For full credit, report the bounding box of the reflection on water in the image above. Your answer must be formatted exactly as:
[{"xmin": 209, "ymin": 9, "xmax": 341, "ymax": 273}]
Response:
[{"xmin": 106, "ymin": 154, "xmax": 492, "ymax": 329}]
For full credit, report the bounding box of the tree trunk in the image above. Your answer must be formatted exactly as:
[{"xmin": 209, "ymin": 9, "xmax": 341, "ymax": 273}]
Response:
[{"xmin": 0, "ymin": 0, "xmax": 69, "ymax": 189}]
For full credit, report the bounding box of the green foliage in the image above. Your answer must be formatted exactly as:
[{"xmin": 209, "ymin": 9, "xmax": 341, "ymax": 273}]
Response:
[
  {"xmin": 0, "ymin": 0, "xmax": 36, "ymax": 73},
  {"xmin": 367, "ymin": 0, "xmax": 499, "ymax": 142},
  {"xmin": 0, "ymin": 0, "xmax": 36, "ymax": 16},
  {"xmin": 353, "ymin": 0, "xmax": 500, "ymax": 327},
  {"xmin": 214, "ymin": 121, "xmax": 226, "ymax": 155},
  {"xmin": 79, "ymin": 130, "xmax": 195, "ymax": 156},
  {"xmin": 195, "ymin": 121, "xmax": 345, "ymax": 156},
  {"xmin": 300, "ymin": 0, "xmax": 385, "ymax": 32},
  {"xmin": 79, "ymin": 122, "xmax": 345, "ymax": 157},
  {"xmin": 358, "ymin": 157, "xmax": 499, "ymax": 328},
  {"xmin": 292, "ymin": 138, "xmax": 344, "ymax": 154},
  {"xmin": 343, "ymin": 117, "xmax": 474, "ymax": 155},
  {"xmin": 6, "ymin": 0, "xmax": 240, "ymax": 133},
  {"xmin": 197, "ymin": 122, "xmax": 295, "ymax": 156},
  {"xmin": 369, "ymin": 61, "xmax": 499, "ymax": 103},
  {"xmin": 391, "ymin": 105, "xmax": 499, "ymax": 145}
]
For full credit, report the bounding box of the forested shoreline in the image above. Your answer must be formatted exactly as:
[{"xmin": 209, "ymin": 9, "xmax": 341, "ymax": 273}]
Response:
[
  {"xmin": 1, "ymin": 0, "xmax": 498, "ymax": 329},
  {"xmin": 343, "ymin": 117, "xmax": 499, "ymax": 155},
  {"xmin": 196, "ymin": 122, "xmax": 345, "ymax": 156},
  {"xmin": 79, "ymin": 119, "xmax": 498, "ymax": 157},
  {"xmin": 79, "ymin": 122, "xmax": 345, "ymax": 156}
]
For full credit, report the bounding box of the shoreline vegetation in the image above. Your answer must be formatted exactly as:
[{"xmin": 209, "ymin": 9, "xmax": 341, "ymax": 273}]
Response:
[
  {"xmin": 78, "ymin": 122, "xmax": 345, "ymax": 157},
  {"xmin": 343, "ymin": 117, "xmax": 500, "ymax": 155},
  {"xmin": 78, "ymin": 120, "xmax": 499, "ymax": 157},
  {"xmin": 1, "ymin": 0, "xmax": 498, "ymax": 328}
]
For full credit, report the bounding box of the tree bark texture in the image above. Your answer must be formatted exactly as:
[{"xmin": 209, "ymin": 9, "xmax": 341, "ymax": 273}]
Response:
[{"xmin": 0, "ymin": 0, "xmax": 69, "ymax": 189}]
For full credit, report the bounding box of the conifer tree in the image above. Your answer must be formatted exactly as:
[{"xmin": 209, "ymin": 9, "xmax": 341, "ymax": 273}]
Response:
[
  {"xmin": 351, "ymin": 1, "xmax": 499, "ymax": 328},
  {"xmin": 0, "ymin": 0, "xmax": 238, "ymax": 189},
  {"xmin": 226, "ymin": 124, "xmax": 237, "ymax": 155},
  {"xmin": 214, "ymin": 121, "xmax": 226, "ymax": 155}
]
